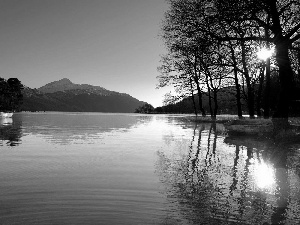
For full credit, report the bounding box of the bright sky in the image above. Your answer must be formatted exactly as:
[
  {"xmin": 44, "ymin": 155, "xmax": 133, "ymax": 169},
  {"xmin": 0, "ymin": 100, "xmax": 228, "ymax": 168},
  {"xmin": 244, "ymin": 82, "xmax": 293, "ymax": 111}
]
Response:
[{"xmin": 0, "ymin": 0, "xmax": 171, "ymax": 107}]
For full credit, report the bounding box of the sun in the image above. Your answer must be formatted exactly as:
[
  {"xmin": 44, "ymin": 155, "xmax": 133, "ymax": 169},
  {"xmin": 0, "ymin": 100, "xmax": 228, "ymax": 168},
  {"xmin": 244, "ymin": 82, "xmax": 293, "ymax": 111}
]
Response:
[{"xmin": 257, "ymin": 47, "xmax": 274, "ymax": 61}]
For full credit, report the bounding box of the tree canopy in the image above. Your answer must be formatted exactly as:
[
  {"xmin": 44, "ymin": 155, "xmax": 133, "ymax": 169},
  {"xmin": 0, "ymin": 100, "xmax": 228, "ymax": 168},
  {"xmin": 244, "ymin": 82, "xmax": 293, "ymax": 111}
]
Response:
[
  {"xmin": 0, "ymin": 78, "xmax": 24, "ymax": 112},
  {"xmin": 158, "ymin": 0, "xmax": 300, "ymax": 123}
]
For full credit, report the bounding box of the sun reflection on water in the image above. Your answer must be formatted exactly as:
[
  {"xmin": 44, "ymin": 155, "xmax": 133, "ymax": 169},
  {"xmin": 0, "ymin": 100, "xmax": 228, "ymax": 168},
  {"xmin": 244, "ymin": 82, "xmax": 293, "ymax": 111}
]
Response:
[{"xmin": 254, "ymin": 160, "xmax": 276, "ymax": 190}]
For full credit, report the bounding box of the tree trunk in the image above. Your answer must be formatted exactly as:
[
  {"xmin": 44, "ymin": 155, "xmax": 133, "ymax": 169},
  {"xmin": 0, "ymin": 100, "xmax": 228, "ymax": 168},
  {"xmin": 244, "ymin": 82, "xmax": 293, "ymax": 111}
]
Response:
[
  {"xmin": 195, "ymin": 78, "xmax": 206, "ymax": 116},
  {"xmin": 233, "ymin": 70, "xmax": 243, "ymax": 118},
  {"xmin": 264, "ymin": 57, "xmax": 271, "ymax": 118},
  {"xmin": 229, "ymin": 41, "xmax": 243, "ymax": 118},
  {"xmin": 298, "ymin": 51, "xmax": 300, "ymax": 78},
  {"xmin": 263, "ymin": 25, "xmax": 271, "ymax": 119},
  {"xmin": 273, "ymin": 41, "xmax": 294, "ymax": 119},
  {"xmin": 205, "ymin": 78, "xmax": 213, "ymax": 117},
  {"xmin": 193, "ymin": 54, "xmax": 206, "ymax": 117},
  {"xmin": 194, "ymin": 79, "xmax": 206, "ymax": 116},
  {"xmin": 241, "ymin": 40, "xmax": 255, "ymax": 118},
  {"xmin": 213, "ymin": 90, "xmax": 218, "ymax": 119},
  {"xmin": 256, "ymin": 65, "xmax": 264, "ymax": 117},
  {"xmin": 272, "ymin": 41, "xmax": 294, "ymax": 129},
  {"xmin": 268, "ymin": 1, "xmax": 294, "ymax": 129},
  {"xmin": 190, "ymin": 78, "xmax": 197, "ymax": 116},
  {"xmin": 191, "ymin": 92, "xmax": 197, "ymax": 116}
]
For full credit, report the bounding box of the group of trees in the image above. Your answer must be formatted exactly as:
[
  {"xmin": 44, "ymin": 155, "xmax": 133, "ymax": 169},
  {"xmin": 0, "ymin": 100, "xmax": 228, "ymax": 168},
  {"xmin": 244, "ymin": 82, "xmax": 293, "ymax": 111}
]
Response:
[
  {"xmin": 157, "ymin": 0, "xmax": 300, "ymax": 126},
  {"xmin": 0, "ymin": 78, "xmax": 23, "ymax": 112},
  {"xmin": 135, "ymin": 103, "xmax": 155, "ymax": 113}
]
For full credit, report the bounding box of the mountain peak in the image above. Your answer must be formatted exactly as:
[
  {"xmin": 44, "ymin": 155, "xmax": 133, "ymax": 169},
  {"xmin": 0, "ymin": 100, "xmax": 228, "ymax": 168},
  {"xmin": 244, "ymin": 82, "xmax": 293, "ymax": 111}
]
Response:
[
  {"xmin": 38, "ymin": 78, "xmax": 108, "ymax": 94},
  {"xmin": 38, "ymin": 78, "xmax": 76, "ymax": 93},
  {"xmin": 57, "ymin": 78, "xmax": 73, "ymax": 84}
]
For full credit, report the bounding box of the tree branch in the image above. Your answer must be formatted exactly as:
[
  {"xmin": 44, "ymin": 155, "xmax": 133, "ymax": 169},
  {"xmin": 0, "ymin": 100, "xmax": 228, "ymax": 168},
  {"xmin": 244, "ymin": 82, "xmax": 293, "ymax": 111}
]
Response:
[
  {"xmin": 287, "ymin": 23, "xmax": 300, "ymax": 41},
  {"xmin": 278, "ymin": 1, "xmax": 300, "ymax": 15},
  {"xmin": 217, "ymin": 35, "xmax": 273, "ymax": 42}
]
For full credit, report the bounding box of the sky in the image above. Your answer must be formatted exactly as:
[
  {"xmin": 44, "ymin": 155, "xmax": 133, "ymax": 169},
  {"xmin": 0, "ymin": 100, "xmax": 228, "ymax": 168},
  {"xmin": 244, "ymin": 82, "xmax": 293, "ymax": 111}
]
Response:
[{"xmin": 0, "ymin": 0, "xmax": 172, "ymax": 107}]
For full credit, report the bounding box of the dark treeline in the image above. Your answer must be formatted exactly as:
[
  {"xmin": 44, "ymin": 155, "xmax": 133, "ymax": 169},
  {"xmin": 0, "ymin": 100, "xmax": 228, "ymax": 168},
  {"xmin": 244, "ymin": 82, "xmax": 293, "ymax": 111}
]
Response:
[
  {"xmin": 155, "ymin": 79, "xmax": 300, "ymax": 116},
  {"xmin": 157, "ymin": 0, "xmax": 300, "ymax": 127},
  {"xmin": 135, "ymin": 103, "xmax": 155, "ymax": 113},
  {"xmin": 0, "ymin": 77, "xmax": 24, "ymax": 112}
]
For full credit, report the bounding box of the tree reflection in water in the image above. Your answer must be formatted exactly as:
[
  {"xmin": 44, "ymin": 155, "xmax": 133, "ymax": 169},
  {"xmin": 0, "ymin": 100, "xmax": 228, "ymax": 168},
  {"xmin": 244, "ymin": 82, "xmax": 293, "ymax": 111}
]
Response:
[
  {"xmin": 0, "ymin": 117, "xmax": 22, "ymax": 146},
  {"xmin": 156, "ymin": 122, "xmax": 300, "ymax": 225}
]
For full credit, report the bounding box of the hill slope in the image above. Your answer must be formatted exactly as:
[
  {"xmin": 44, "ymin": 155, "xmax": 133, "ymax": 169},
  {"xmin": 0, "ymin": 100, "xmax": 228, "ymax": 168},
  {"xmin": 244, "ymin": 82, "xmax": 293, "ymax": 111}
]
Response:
[{"xmin": 22, "ymin": 79, "xmax": 146, "ymax": 113}]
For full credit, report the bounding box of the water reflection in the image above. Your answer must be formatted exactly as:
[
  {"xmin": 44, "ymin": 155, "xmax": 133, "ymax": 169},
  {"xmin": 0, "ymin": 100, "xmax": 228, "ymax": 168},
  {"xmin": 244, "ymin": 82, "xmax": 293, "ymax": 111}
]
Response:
[
  {"xmin": 1, "ymin": 114, "xmax": 299, "ymax": 224},
  {"xmin": 0, "ymin": 113, "xmax": 176, "ymax": 225},
  {"xmin": 17, "ymin": 112, "xmax": 154, "ymax": 145},
  {"xmin": 254, "ymin": 159, "xmax": 275, "ymax": 190},
  {"xmin": 157, "ymin": 123, "xmax": 300, "ymax": 224},
  {"xmin": 0, "ymin": 116, "xmax": 22, "ymax": 146}
]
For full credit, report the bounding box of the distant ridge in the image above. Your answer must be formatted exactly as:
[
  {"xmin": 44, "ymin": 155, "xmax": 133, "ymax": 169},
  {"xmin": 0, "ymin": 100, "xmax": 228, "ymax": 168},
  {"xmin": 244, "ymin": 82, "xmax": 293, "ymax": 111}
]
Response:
[
  {"xmin": 38, "ymin": 78, "xmax": 109, "ymax": 94},
  {"xmin": 22, "ymin": 78, "xmax": 147, "ymax": 113}
]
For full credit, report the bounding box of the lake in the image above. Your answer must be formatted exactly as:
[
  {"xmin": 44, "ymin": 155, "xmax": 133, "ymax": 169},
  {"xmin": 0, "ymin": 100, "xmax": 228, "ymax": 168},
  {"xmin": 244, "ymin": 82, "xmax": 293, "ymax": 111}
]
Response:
[{"xmin": 0, "ymin": 112, "xmax": 299, "ymax": 225}]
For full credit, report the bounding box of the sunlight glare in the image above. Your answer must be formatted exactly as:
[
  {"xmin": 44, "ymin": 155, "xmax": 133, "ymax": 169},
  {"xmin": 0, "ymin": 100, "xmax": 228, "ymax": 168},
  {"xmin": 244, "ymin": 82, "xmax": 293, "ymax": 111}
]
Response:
[
  {"xmin": 254, "ymin": 161, "xmax": 275, "ymax": 189},
  {"xmin": 257, "ymin": 47, "xmax": 274, "ymax": 61}
]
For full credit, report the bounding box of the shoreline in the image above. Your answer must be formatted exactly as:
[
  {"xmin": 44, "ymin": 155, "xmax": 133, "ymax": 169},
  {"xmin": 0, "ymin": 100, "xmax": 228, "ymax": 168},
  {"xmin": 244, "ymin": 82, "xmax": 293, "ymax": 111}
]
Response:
[{"xmin": 184, "ymin": 115, "xmax": 300, "ymax": 142}]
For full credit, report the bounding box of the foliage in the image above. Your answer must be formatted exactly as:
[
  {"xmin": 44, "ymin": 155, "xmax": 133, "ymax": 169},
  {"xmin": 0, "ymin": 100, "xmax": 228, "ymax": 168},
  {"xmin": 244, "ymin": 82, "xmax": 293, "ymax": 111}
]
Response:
[
  {"xmin": 135, "ymin": 103, "xmax": 155, "ymax": 114},
  {"xmin": 158, "ymin": 0, "xmax": 300, "ymax": 119},
  {"xmin": 0, "ymin": 77, "xmax": 23, "ymax": 112}
]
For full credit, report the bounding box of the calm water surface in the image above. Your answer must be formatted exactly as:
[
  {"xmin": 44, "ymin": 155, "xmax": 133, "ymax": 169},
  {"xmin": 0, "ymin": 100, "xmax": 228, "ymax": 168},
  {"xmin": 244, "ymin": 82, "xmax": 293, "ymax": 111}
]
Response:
[{"xmin": 0, "ymin": 112, "xmax": 299, "ymax": 225}]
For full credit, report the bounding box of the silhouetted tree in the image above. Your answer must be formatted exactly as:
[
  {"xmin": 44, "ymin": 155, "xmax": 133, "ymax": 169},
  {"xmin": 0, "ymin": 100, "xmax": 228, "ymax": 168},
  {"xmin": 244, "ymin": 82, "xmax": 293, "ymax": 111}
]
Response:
[
  {"xmin": 135, "ymin": 103, "xmax": 155, "ymax": 113},
  {"xmin": 159, "ymin": 0, "xmax": 300, "ymax": 128},
  {"xmin": 214, "ymin": 0, "xmax": 300, "ymax": 126},
  {"xmin": 0, "ymin": 77, "xmax": 23, "ymax": 111}
]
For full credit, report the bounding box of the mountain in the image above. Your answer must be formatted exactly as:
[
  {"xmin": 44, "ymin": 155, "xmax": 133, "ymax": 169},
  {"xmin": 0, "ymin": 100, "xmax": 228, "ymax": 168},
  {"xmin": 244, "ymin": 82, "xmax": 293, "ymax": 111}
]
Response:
[
  {"xmin": 22, "ymin": 78, "xmax": 147, "ymax": 113},
  {"xmin": 38, "ymin": 78, "xmax": 110, "ymax": 94}
]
